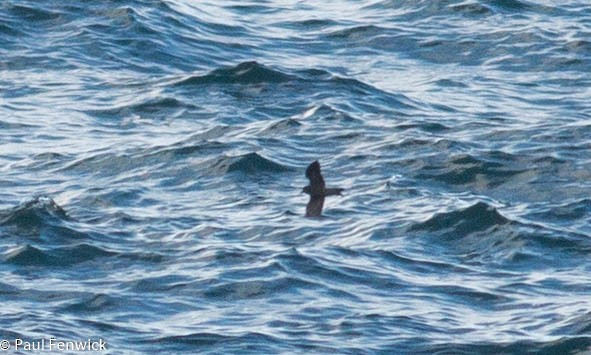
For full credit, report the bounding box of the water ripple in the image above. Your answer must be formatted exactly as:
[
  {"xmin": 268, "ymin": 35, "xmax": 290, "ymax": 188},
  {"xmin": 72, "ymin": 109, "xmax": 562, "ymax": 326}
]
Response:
[{"xmin": 1, "ymin": 0, "xmax": 590, "ymax": 353}]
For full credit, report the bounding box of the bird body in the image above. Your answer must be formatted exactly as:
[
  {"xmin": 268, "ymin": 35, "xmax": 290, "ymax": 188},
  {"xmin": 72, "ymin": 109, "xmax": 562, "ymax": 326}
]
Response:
[{"xmin": 302, "ymin": 161, "xmax": 343, "ymax": 217}]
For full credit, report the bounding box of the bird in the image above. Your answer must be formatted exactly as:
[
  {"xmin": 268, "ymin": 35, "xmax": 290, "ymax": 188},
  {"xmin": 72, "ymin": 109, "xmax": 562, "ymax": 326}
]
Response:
[{"xmin": 302, "ymin": 160, "xmax": 344, "ymax": 217}]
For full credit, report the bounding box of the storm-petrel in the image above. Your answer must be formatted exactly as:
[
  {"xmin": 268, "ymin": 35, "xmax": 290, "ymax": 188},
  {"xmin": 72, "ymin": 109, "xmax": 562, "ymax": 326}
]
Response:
[{"xmin": 302, "ymin": 160, "xmax": 344, "ymax": 217}]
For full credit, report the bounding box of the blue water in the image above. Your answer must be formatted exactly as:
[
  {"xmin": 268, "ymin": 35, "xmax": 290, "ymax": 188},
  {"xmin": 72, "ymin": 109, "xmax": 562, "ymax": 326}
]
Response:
[{"xmin": 1, "ymin": 0, "xmax": 590, "ymax": 353}]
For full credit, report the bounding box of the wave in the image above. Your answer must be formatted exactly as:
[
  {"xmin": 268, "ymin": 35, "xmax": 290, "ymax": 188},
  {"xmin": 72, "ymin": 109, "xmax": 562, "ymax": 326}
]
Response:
[
  {"xmin": 448, "ymin": 2, "xmax": 494, "ymax": 16},
  {"xmin": 326, "ymin": 25, "xmax": 385, "ymax": 41},
  {"xmin": 210, "ymin": 152, "xmax": 292, "ymax": 175},
  {"xmin": 489, "ymin": 0, "xmax": 531, "ymax": 11},
  {"xmin": 4, "ymin": 4, "xmax": 63, "ymax": 23},
  {"xmin": 169, "ymin": 61, "xmax": 418, "ymax": 111},
  {"xmin": 60, "ymin": 126, "xmax": 232, "ymax": 179},
  {"xmin": 62, "ymin": 293, "xmax": 117, "ymax": 313},
  {"xmin": 394, "ymin": 121, "xmax": 450, "ymax": 133},
  {"xmin": 414, "ymin": 151, "xmax": 526, "ymax": 189},
  {"xmin": 152, "ymin": 140, "xmax": 229, "ymax": 160},
  {"xmin": 174, "ymin": 61, "xmax": 294, "ymax": 86},
  {"xmin": 3, "ymin": 245, "xmax": 49, "ymax": 266},
  {"xmin": 144, "ymin": 332, "xmax": 282, "ymax": 353},
  {"xmin": 410, "ymin": 202, "xmax": 510, "ymax": 234},
  {"xmin": 0, "ymin": 120, "xmax": 37, "ymax": 129},
  {"xmin": 85, "ymin": 97, "xmax": 194, "ymax": 120},
  {"xmin": 527, "ymin": 198, "xmax": 591, "ymax": 223},
  {"xmin": 0, "ymin": 196, "xmax": 69, "ymax": 233},
  {"xmin": 421, "ymin": 336, "xmax": 591, "ymax": 354},
  {"xmin": 409, "ymin": 201, "xmax": 591, "ymax": 265},
  {"xmin": 60, "ymin": 152, "xmax": 143, "ymax": 178},
  {"xmin": 203, "ymin": 276, "xmax": 319, "ymax": 301},
  {"xmin": 277, "ymin": 248, "xmax": 402, "ymax": 295},
  {"xmin": 3, "ymin": 243, "xmax": 114, "ymax": 267},
  {"xmin": 298, "ymin": 104, "xmax": 360, "ymax": 123},
  {"xmin": 128, "ymin": 275, "xmax": 190, "ymax": 293},
  {"xmin": 260, "ymin": 118, "xmax": 302, "ymax": 135},
  {"xmin": 408, "ymin": 202, "xmax": 524, "ymax": 264}
]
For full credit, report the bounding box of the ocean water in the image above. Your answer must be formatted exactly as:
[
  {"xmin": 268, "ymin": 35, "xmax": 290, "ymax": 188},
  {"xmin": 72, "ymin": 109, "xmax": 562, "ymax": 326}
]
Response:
[{"xmin": 1, "ymin": 0, "xmax": 590, "ymax": 353}]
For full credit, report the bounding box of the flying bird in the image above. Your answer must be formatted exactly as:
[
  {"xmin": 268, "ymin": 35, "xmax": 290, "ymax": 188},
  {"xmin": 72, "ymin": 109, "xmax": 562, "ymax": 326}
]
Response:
[{"xmin": 302, "ymin": 160, "xmax": 344, "ymax": 217}]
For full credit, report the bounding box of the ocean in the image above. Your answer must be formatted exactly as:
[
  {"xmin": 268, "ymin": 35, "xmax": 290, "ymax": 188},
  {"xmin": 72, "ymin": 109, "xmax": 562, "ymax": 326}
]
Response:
[{"xmin": 1, "ymin": 0, "xmax": 590, "ymax": 353}]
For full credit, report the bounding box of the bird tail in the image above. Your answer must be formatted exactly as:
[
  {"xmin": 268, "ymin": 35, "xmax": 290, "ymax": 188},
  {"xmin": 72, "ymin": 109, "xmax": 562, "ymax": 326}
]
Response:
[{"xmin": 325, "ymin": 188, "xmax": 344, "ymax": 196}]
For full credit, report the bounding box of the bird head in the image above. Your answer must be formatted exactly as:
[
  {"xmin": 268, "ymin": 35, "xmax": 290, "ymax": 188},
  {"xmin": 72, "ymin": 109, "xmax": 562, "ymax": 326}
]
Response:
[{"xmin": 302, "ymin": 185, "xmax": 312, "ymax": 195}]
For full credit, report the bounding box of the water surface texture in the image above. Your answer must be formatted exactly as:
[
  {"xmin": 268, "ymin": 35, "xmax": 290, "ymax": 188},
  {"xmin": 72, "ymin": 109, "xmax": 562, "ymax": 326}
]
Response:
[{"xmin": 1, "ymin": 0, "xmax": 591, "ymax": 353}]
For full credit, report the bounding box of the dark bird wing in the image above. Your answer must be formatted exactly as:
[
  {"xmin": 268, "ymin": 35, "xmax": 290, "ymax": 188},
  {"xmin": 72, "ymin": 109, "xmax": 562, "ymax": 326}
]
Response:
[
  {"xmin": 306, "ymin": 195, "xmax": 325, "ymax": 217},
  {"xmin": 305, "ymin": 160, "xmax": 325, "ymax": 189},
  {"xmin": 325, "ymin": 188, "xmax": 344, "ymax": 196}
]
